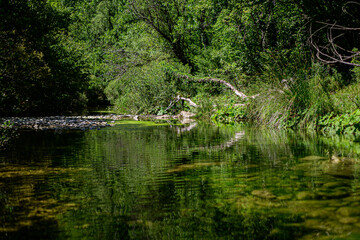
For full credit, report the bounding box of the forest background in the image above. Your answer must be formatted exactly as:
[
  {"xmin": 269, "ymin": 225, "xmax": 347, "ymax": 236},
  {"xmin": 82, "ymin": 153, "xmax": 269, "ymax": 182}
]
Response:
[{"xmin": 1, "ymin": 0, "xmax": 360, "ymax": 131}]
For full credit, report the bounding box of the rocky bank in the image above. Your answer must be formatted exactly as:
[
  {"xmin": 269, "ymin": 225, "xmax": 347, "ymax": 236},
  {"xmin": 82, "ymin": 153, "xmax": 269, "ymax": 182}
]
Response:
[{"xmin": 0, "ymin": 112, "xmax": 195, "ymax": 130}]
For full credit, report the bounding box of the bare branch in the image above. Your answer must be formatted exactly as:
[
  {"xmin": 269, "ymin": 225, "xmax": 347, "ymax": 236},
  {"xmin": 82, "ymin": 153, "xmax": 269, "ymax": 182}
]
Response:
[
  {"xmin": 316, "ymin": 21, "xmax": 360, "ymax": 31},
  {"xmin": 309, "ymin": 23, "xmax": 360, "ymax": 66}
]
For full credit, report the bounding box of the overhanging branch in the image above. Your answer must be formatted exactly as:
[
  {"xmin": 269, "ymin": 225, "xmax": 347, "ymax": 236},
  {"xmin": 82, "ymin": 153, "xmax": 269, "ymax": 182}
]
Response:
[{"xmin": 309, "ymin": 2, "xmax": 360, "ymax": 66}]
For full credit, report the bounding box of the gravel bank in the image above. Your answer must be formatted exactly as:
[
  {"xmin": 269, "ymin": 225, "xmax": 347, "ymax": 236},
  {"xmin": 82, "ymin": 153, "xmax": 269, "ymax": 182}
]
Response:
[
  {"xmin": 0, "ymin": 112, "xmax": 195, "ymax": 130},
  {"xmin": 0, "ymin": 116, "xmax": 113, "ymax": 130}
]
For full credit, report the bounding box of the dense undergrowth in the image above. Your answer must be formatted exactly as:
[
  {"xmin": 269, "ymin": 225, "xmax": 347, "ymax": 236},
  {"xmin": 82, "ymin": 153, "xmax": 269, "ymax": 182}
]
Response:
[
  {"xmin": 0, "ymin": 121, "xmax": 17, "ymax": 150},
  {"xmin": 209, "ymin": 64, "xmax": 360, "ymax": 138}
]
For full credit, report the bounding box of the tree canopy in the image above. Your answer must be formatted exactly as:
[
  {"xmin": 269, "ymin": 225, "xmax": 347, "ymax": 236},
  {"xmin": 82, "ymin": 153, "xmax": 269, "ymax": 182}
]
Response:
[{"xmin": 1, "ymin": 0, "xmax": 88, "ymax": 116}]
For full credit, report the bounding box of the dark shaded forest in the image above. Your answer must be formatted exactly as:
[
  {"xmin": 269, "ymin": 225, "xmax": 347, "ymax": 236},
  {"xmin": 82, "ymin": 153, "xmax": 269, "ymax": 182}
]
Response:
[{"xmin": 1, "ymin": 0, "xmax": 360, "ymax": 129}]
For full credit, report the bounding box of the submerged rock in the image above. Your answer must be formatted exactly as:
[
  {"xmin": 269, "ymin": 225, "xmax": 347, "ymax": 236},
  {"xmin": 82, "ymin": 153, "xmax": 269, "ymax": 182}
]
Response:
[
  {"xmin": 291, "ymin": 162, "xmax": 313, "ymax": 171},
  {"xmin": 343, "ymin": 195, "xmax": 360, "ymax": 204},
  {"xmin": 302, "ymin": 219, "xmax": 354, "ymax": 234},
  {"xmin": 339, "ymin": 217, "xmax": 359, "ymax": 224},
  {"xmin": 307, "ymin": 209, "xmax": 334, "ymax": 219},
  {"xmin": 321, "ymin": 161, "xmax": 355, "ymax": 179},
  {"xmin": 166, "ymin": 162, "xmax": 221, "ymax": 173},
  {"xmin": 322, "ymin": 182, "xmax": 348, "ymax": 189},
  {"xmin": 251, "ymin": 189, "xmax": 276, "ymax": 199},
  {"xmin": 317, "ymin": 190, "xmax": 350, "ymax": 199},
  {"xmin": 268, "ymin": 228, "xmax": 282, "ymax": 238},
  {"xmin": 337, "ymin": 207, "xmax": 360, "ymax": 217},
  {"xmin": 296, "ymin": 191, "xmax": 316, "ymax": 200},
  {"xmin": 277, "ymin": 194, "xmax": 293, "ymax": 201},
  {"xmin": 302, "ymin": 219, "xmax": 328, "ymax": 231},
  {"xmin": 330, "ymin": 155, "xmax": 356, "ymax": 164}
]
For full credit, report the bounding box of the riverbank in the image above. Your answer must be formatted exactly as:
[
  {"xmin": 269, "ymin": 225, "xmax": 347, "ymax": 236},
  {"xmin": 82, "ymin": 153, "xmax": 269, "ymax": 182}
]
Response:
[
  {"xmin": 0, "ymin": 111, "xmax": 196, "ymax": 130},
  {"xmin": 0, "ymin": 116, "xmax": 110, "ymax": 130}
]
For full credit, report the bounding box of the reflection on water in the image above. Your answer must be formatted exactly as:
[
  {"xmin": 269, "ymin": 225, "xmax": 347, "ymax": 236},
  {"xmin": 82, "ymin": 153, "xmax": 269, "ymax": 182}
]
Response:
[{"xmin": 1, "ymin": 123, "xmax": 360, "ymax": 239}]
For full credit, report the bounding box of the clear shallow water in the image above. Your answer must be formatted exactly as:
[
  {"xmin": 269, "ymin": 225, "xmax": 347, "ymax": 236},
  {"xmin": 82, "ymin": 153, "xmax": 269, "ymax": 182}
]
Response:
[{"xmin": 1, "ymin": 122, "xmax": 360, "ymax": 239}]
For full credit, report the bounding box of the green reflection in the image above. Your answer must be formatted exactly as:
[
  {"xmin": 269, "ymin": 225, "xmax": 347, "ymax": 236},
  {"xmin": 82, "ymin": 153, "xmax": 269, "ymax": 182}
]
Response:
[{"xmin": 1, "ymin": 123, "xmax": 360, "ymax": 239}]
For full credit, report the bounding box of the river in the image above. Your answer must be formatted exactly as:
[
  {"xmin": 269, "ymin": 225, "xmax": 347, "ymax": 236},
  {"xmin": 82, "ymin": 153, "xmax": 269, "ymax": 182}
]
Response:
[{"xmin": 1, "ymin": 121, "xmax": 360, "ymax": 239}]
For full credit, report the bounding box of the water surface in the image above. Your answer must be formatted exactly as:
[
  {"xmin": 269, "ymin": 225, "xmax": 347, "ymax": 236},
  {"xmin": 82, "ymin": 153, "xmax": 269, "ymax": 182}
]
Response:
[{"xmin": 1, "ymin": 122, "xmax": 360, "ymax": 239}]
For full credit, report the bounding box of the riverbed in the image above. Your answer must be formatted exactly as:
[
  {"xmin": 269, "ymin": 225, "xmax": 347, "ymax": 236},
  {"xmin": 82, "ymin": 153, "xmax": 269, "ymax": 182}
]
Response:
[{"xmin": 1, "ymin": 121, "xmax": 360, "ymax": 239}]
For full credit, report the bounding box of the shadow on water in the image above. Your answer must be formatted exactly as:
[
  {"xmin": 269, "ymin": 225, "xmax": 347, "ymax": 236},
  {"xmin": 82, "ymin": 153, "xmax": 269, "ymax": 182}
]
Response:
[{"xmin": 1, "ymin": 122, "xmax": 360, "ymax": 239}]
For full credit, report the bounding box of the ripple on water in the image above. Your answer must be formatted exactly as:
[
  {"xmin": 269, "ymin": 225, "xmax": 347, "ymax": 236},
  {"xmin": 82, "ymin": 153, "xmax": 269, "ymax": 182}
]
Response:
[{"xmin": 1, "ymin": 125, "xmax": 360, "ymax": 239}]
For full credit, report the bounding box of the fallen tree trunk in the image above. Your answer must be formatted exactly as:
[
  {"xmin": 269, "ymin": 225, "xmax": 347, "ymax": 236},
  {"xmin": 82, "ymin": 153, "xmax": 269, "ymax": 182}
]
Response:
[
  {"xmin": 197, "ymin": 78, "xmax": 258, "ymax": 99},
  {"xmin": 175, "ymin": 73, "xmax": 259, "ymax": 100},
  {"xmin": 164, "ymin": 71, "xmax": 260, "ymax": 111},
  {"xmin": 177, "ymin": 96, "xmax": 198, "ymax": 108},
  {"xmin": 165, "ymin": 95, "xmax": 198, "ymax": 111}
]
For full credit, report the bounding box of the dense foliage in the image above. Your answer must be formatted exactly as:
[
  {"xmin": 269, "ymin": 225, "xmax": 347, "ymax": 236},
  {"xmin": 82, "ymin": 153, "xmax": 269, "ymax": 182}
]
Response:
[
  {"xmin": 0, "ymin": 121, "xmax": 17, "ymax": 149},
  {"xmin": 1, "ymin": 0, "xmax": 359, "ymax": 129},
  {"xmin": 1, "ymin": 0, "xmax": 88, "ymax": 116}
]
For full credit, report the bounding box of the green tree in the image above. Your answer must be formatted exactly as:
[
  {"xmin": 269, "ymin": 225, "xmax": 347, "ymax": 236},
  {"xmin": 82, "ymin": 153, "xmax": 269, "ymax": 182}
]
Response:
[
  {"xmin": 130, "ymin": 0, "xmax": 230, "ymax": 71},
  {"xmin": 0, "ymin": 0, "xmax": 88, "ymax": 116}
]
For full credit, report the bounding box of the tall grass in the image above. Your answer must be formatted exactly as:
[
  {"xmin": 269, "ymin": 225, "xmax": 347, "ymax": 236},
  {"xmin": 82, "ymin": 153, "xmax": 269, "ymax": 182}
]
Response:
[{"xmin": 245, "ymin": 62, "xmax": 351, "ymax": 129}]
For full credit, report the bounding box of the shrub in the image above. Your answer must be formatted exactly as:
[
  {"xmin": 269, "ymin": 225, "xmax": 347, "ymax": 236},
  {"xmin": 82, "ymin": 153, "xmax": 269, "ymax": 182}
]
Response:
[
  {"xmin": 332, "ymin": 83, "xmax": 360, "ymax": 114},
  {"xmin": 0, "ymin": 121, "xmax": 17, "ymax": 150},
  {"xmin": 105, "ymin": 61, "xmax": 191, "ymax": 114},
  {"xmin": 318, "ymin": 110, "xmax": 360, "ymax": 137},
  {"xmin": 211, "ymin": 105, "xmax": 246, "ymax": 124}
]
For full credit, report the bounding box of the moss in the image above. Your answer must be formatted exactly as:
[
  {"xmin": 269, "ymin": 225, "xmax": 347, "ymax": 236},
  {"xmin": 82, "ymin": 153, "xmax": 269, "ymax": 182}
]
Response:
[{"xmin": 111, "ymin": 120, "xmax": 182, "ymax": 126}]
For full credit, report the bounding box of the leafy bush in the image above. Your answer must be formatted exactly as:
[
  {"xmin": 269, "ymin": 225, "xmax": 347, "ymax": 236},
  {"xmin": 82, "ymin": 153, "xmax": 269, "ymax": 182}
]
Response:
[
  {"xmin": 0, "ymin": 1, "xmax": 88, "ymax": 116},
  {"xmin": 318, "ymin": 110, "xmax": 360, "ymax": 136},
  {"xmin": 331, "ymin": 83, "xmax": 360, "ymax": 114},
  {"xmin": 0, "ymin": 121, "xmax": 17, "ymax": 150},
  {"xmin": 211, "ymin": 105, "xmax": 246, "ymax": 124},
  {"xmin": 105, "ymin": 61, "xmax": 191, "ymax": 114},
  {"xmin": 353, "ymin": 66, "xmax": 360, "ymax": 83}
]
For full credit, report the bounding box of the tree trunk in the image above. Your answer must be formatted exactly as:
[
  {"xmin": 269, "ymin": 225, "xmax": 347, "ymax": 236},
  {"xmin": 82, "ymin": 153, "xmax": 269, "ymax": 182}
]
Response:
[{"xmin": 175, "ymin": 73, "xmax": 259, "ymax": 100}]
